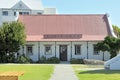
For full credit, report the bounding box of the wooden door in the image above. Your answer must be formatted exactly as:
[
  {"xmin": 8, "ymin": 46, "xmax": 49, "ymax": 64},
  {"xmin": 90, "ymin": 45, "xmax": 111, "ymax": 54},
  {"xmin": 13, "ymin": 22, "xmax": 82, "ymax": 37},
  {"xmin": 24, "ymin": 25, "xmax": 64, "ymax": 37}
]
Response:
[{"xmin": 59, "ymin": 45, "xmax": 67, "ymax": 61}]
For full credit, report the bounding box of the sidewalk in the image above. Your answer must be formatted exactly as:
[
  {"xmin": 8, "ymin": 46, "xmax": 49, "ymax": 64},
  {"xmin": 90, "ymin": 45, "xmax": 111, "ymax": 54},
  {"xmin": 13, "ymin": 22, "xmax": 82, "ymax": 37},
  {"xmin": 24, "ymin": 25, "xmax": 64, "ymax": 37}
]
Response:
[{"xmin": 49, "ymin": 64, "xmax": 79, "ymax": 80}]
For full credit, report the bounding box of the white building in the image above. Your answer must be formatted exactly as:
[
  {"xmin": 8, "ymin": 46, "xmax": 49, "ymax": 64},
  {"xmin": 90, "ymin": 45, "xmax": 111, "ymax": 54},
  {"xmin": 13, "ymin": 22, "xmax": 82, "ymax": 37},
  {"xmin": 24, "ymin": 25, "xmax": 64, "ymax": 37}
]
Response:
[
  {"xmin": 18, "ymin": 14, "xmax": 115, "ymax": 61},
  {"xmin": 0, "ymin": 0, "xmax": 116, "ymax": 62},
  {"xmin": 0, "ymin": 0, "xmax": 56, "ymax": 25}
]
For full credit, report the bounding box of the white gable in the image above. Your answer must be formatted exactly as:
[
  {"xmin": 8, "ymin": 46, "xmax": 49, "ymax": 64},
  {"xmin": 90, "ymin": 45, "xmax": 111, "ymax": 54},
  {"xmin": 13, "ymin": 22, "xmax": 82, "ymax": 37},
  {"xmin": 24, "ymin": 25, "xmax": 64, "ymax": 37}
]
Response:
[
  {"xmin": 0, "ymin": 0, "xmax": 43, "ymax": 10},
  {"xmin": 12, "ymin": 1, "xmax": 30, "ymax": 10}
]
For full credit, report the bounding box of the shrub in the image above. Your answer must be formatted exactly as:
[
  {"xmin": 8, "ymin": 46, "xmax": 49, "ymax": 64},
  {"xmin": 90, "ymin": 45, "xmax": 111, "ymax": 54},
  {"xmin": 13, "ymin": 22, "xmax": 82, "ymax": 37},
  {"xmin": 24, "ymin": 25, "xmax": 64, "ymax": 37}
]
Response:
[
  {"xmin": 46, "ymin": 57, "xmax": 60, "ymax": 64},
  {"xmin": 84, "ymin": 59, "xmax": 104, "ymax": 65},
  {"xmin": 0, "ymin": 52, "xmax": 15, "ymax": 63},
  {"xmin": 7, "ymin": 53, "xmax": 15, "ymax": 63},
  {"xmin": 16, "ymin": 55, "xmax": 32, "ymax": 63},
  {"xmin": 70, "ymin": 58, "xmax": 84, "ymax": 64},
  {"xmin": 39, "ymin": 56, "xmax": 47, "ymax": 63}
]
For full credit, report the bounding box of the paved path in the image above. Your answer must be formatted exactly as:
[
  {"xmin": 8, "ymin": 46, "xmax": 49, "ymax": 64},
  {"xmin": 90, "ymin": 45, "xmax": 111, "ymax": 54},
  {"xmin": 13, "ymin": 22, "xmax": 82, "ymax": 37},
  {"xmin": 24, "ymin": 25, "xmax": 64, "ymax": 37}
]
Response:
[{"xmin": 49, "ymin": 64, "xmax": 79, "ymax": 80}]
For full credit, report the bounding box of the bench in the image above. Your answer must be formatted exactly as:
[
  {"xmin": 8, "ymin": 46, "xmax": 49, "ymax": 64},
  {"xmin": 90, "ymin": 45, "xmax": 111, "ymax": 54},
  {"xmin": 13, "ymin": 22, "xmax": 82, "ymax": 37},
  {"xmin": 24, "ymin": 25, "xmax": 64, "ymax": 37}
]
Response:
[{"xmin": 0, "ymin": 71, "xmax": 24, "ymax": 80}]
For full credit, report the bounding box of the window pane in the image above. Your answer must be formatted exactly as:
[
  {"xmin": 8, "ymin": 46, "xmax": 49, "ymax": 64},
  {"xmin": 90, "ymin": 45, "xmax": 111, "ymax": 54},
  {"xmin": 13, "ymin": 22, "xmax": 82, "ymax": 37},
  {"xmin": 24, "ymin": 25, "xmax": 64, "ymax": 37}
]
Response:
[
  {"xmin": 37, "ymin": 12, "xmax": 42, "ymax": 15},
  {"xmin": 45, "ymin": 45, "xmax": 52, "ymax": 55},
  {"xmin": 19, "ymin": 12, "xmax": 29, "ymax": 15},
  {"xmin": 14, "ymin": 12, "xmax": 16, "ymax": 16},
  {"xmin": 93, "ymin": 44, "xmax": 99, "ymax": 55},
  {"xmin": 26, "ymin": 46, "xmax": 33, "ymax": 56},
  {"xmin": 75, "ymin": 45, "xmax": 81, "ymax": 55},
  {"xmin": 2, "ymin": 11, "xmax": 8, "ymax": 16}
]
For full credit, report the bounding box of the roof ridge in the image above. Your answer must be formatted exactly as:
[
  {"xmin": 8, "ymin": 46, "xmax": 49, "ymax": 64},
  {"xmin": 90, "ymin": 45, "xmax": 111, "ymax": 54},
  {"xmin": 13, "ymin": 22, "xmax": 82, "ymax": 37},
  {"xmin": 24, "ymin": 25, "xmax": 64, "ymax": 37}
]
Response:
[{"xmin": 19, "ymin": 14, "xmax": 106, "ymax": 16}]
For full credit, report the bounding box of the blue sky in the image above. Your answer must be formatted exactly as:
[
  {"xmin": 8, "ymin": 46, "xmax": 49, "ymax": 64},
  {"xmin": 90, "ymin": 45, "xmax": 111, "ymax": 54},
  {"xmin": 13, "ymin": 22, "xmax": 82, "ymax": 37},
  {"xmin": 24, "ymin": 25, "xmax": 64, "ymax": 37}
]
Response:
[{"xmin": 42, "ymin": 0, "xmax": 120, "ymax": 27}]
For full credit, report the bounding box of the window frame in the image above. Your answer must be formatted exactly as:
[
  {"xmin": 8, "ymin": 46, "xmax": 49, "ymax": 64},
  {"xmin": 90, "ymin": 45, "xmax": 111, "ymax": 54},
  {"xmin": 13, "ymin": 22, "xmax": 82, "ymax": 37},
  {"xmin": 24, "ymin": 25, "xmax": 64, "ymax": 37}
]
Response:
[
  {"xmin": 75, "ymin": 45, "xmax": 81, "ymax": 55},
  {"xmin": 45, "ymin": 45, "xmax": 52, "ymax": 55},
  {"xmin": 2, "ymin": 11, "xmax": 8, "ymax": 16},
  {"xmin": 14, "ymin": 12, "xmax": 16, "ymax": 16},
  {"xmin": 37, "ymin": 12, "xmax": 42, "ymax": 15},
  {"xmin": 93, "ymin": 44, "xmax": 99, "ymax": 55},
  {"xmin": 19, "ymin": 12, "xmax": 29, "ymax": 15},
  {"xmin": 26, "ymin": 45, "xmax": 33, "ymax": 56}
]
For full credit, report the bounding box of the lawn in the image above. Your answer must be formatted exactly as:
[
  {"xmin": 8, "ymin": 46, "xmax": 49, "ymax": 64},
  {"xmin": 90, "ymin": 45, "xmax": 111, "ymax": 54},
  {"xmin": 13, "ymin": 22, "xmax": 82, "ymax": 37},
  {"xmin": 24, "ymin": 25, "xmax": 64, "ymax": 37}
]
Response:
[
  {"xmin": 73, "ymin": 65, "xmax": 120, "ymax": 80},
  {"xmin": 73, "ymin": 64, "xmax": 104, "ymax": 68},
  {"xmin": 0, "ymin": 64, "xmax": 54, "ymax": 80}
]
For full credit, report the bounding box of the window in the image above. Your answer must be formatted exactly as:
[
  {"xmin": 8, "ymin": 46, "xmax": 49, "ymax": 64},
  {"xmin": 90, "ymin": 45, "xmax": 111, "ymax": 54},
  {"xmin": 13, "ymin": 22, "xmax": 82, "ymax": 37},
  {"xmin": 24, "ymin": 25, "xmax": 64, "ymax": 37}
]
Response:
[
  {"xmin": 45, "ymin": 45, "xmax": 52, "ymax": 55},
  {"xmin": 19, "ymin": 12, "xmax": 29, "ymax": 15},
  {"xmin": 93, "ymin": 44, "xmax": 99, "ymax": 55},
  {"xmin": 37, "ymin": 12, "xmax": 42, "ymax": 15},
  {"xmin": 26, "ymin": 46, "xmax": 33, "ymax": 56},
  {"xmin": 19, "ymin": 4, "xmax": 22, "ymax": 7},
  {"xmin": 14, "ymin": 12, "xmax": 16, "ymax": 16},
  {"xmin": 75, "ymin": 45, "xmax": 81, "ymax": 55},
  {"xmin": 2, "ymin": 11, "xmax": 8, "ymax": 16}
]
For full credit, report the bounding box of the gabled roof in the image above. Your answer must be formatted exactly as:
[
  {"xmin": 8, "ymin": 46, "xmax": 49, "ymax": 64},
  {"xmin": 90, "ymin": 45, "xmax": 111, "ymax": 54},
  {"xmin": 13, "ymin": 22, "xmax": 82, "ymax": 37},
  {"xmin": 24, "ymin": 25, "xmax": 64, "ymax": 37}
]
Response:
[
  {"xmin": 19, "ymin": 14, "xmax": 112, "ymax": 41},
  {"xmin": 0, "ymin": 0, "xmax": 43, "ymax": 10}
]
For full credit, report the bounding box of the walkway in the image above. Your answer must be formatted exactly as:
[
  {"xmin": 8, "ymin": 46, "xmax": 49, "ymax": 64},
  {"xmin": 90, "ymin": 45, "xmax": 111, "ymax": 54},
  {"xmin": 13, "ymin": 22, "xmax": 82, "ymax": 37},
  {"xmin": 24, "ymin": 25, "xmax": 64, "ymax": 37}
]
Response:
[{"xmin": 49, "ymin": 64, "xmax": 78, "ymax": 80}]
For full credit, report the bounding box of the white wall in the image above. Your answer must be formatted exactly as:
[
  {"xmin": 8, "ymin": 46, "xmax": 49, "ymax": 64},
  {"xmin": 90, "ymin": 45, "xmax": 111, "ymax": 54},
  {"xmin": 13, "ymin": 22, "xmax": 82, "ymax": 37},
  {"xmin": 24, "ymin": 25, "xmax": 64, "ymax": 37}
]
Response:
[
  {"xmin": 24, "ymin": 42, "xmax": 39, "ymax": 61},
  {"xmin": 72, "ymin": 42, "xmax": 87, "ymax": 59},
  {"xmin": 88, "ymin": 42, "xmax": 110, "ymax": 61},
  {"xmin": 44, "ymin": 8, "xmax": 56, "ymax": 14},
  {"xmin": 40, "ymin": 42, "xmax": 56, "ymax": 59},
  {"xmin": 19, "ymin": 41, "xmax": 111, "ymax": 61},
  {"xmin": 31, "ymin": 10, "xmax": 44, "ymax": 15},
  {"xmin": 2, "ymin": 10, "xmax": 16, "ymax": 21}
]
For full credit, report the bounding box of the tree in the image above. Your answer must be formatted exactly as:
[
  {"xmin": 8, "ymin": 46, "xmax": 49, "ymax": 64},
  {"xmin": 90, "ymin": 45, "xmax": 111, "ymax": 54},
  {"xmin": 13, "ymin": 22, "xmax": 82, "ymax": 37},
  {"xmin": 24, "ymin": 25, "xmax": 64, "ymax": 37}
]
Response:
[
  {"xmin": 0, "ymin": 21, "xmax": 26, "ymax": 63},
  {"xmin": 96, "ymin": 36, "xmax": 120, "ymax": 59},
  {"xmin": 104, "ymin": 36, "xmax": 119, "ymax": 58},
  {"xmin": 95, "ymin": 41, "xmax": 110, "ymax": 61},
  {"xmin": 112, "ymin": 25, "xmax": 120, "ymax": 37}
]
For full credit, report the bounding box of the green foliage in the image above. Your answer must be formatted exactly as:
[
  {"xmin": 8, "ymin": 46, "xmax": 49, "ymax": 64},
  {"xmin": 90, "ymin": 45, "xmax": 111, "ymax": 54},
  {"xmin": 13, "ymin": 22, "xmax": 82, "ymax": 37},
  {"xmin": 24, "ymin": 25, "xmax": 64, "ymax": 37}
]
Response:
[
  {"xmin": 95, "ymin": 41, "xmax": 110, "ymax": 61},
  {"xmin": 46, "ymin": 57, "xmax": 60, "ymax": 64},
  {"xmin": 38, "ymin": 56, "xmax": 60, "ymax": 64},
  {"xmin": 0, "ymin": 53, "xmax": 15, "ymax": 63},
  {"xmin": 70, "ymin": 58, "xmax": 84, "ymax": 64},
  {"xmin": 112, "ymin": 25, "xmax": 120, "ymax": 37},
  {"xmin": 95, "ymin": 42, "xmax": 110, "ymax": 52},
  {"xmin": 17, "ymin": 55, "xmax": 32, "ymax": 63},
  {"xmin": 96, "ymin": 36, "xmax": 120, "ymax": 58},
  {"xmin": 39, "ymin": 56, "xmax": 47, "ymax": 63},
  {"xmin": 104, "ymin": 36, "xmax": 120, "ymax": 58},
  {"xmin": 0, "ymin": 21, "xmax": 26, "ymax": 63}
]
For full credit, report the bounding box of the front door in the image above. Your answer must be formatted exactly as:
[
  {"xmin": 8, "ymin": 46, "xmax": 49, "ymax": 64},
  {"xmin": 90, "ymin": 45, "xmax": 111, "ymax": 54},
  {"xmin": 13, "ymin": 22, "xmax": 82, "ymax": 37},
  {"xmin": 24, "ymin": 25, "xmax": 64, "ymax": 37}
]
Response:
[{"xmin": 59, "ymin": 45, "xmax": 67, "ymax": 61}]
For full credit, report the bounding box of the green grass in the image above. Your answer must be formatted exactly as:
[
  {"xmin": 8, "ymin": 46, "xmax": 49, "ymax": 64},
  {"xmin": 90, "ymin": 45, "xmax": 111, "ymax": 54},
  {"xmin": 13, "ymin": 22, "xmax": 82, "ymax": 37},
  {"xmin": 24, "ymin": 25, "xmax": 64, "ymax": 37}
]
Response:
[
  {"xmin": 0, "ymin": 64, "xmax": 54, "ymax": 80},
  {"xmin": 73, "ymin": 64, "xmax": 104, "ymax": 68},
  {"xmin": 73, "ymin": 65, "xmax": 120, "ymax": 80}
]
